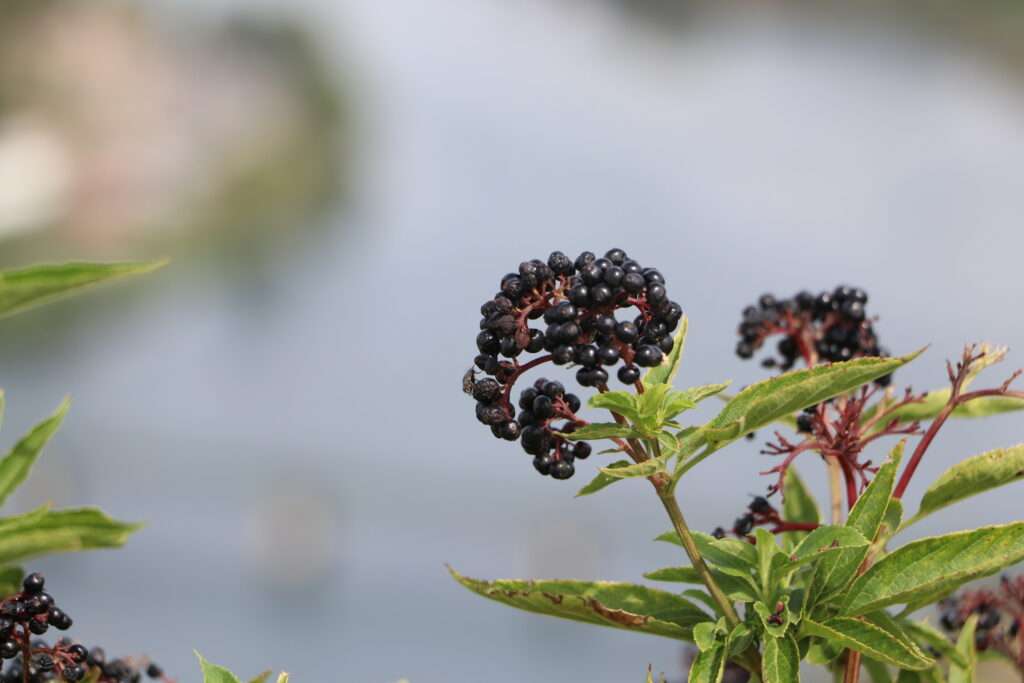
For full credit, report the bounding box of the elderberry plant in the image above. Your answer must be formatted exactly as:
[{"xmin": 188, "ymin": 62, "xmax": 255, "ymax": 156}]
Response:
[
  {"xmin": 453, "ymin": 249, "xmax": 1024, "ymax": 683},
  {"xmin": 0, "ymin": 262, "xmax": 287, "ymax": 683}
]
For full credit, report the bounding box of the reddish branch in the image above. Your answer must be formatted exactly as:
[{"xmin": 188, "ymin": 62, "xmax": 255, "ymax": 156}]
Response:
[{"xmin": 893, "ymin": 347, "xmax": 1024, "ymax": 499}]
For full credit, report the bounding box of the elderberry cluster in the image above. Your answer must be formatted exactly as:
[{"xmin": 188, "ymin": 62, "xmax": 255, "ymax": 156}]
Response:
[
  {"xmin": 516, "ymin": 379, "xmax": 590, "ymax": 480},
  {"xmin": 712, "ymin": 496, "xmax": 777, "ymax": 539},
  {"xmin": 735, "ymin": 286, "xmax": 890, "ymax": 385},
  {"xmin": 468, "ymin": 249, "xmax": 683, "ymax": 480},
  {"xmin": 939, "ymin": 575, "xmax": 1024, "ymax": 656},
  {"xmin": 0, "ymin": 573, "xmax": 166, "ymax": 683}
]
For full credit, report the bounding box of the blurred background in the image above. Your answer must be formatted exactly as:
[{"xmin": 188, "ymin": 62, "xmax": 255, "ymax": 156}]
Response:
[{"xmin": 0, "ymin": 0, "xmax": 1023, "ymax": 680}]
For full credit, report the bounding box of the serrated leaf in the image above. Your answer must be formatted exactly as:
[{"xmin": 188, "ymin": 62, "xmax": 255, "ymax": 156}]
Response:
[
  {"xmin": 656, "ymin": 531, "xmax": 759, "ymax": 581},
  {"xmin": 0, "ymin": 399, "xmax": 70, "ymax": 507},
  {"xmin": 679, "ymin": 352, "xmax": 920, "ymax": 475},
  {"xmin": 689, "ymin": 642, "xmax": 726, "ymax": 683},
  {"xmin": 0, "ymin": 507, "xmax": 141, "ymax": 565},
  {"xmin": 0, "ymin": 566, "xmax": 23, "ymax": 596},
  {"xmin": 660, "ymin": 392, "xmax": 698, "ymax": 421},
  {"xmin": 599, "ymin": 456, "xmax": 667, "ymax": 480},
  {"xmin": 643, "ymin": 317, "xmax": 688, "ymax": 388},
  {"xmin": 844, "ymin": 523, "xmax": 1024, "ymax": 616},
  {"xmin": 800, "ymin": 616, "xmax": 932, "ymax": 670},
  {"xmin": 948, "ymin": 615, "xmax": 978, "ymax": 683},
  {"xmin": 196, "ymin": 652, "xmax": 243, "ymax": 683},
  {"xmin": 788, "ymin": 526, "xmax": 868, "ymax": 567},
  {"xmin": 817, "ymin": 442, "xmax": 904, "ymax": 598},
  {"xmin": 449, "ymin": 567, "xmax": 707, "ymax": 641},
  {"xmin": 589, "ymin": 392, "xmax": 640, "ymax": 421},
  {"xmin": 562, "ymin": 423, "xmax": 637, "ymax": 441},
  {"xmin": 782, "ymin": 467, "xmax": 820, "ymax": 548},
  {"xmin": 642, "ymin": 567, "xmax": 757, "ymax": 602},
  {"xmin": 0, "ymin": 261, "xmax": 166, "ymax": 320},
  {"xmin": 911, "ymin": 444, "xmax": 1024, "ymax": 525},
  {"xmin": 576, "ymin": 460, "xmax": 633, "ymax": 496},
  {"xmin": 762, "ymin": 634, "xmax": 800, "ymax": 683}
]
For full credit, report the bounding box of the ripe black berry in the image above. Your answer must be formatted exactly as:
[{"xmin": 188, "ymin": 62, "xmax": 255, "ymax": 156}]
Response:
[
  {"xmin": 617, "ymin": 365, "xmax": 640, "ymax": 385},
  {"xmin": 733, "ymin": 514, "xmax": 755, "ymax": 536},
  {"xmin": 0, "ymin": 641, "xmax": 17, "ymax": 659},
  {"xmin": 736, "ymin": 285, "xmax": 889, "ymax": 384},
  {"xmin": 466, "ymin": 249, "xmax": 683, "ymax": 481},
  {"xmin": 796, "ymin": 413, "xmax": 814, "ymax": 434},
  {"xmin": 711, "ymin": 527, "xmax": 727, "ymax": 540},
  {"xmin": 21, "ymin": 574, "xmax": 44, "ymax": 595},
  {"xmin": 550, "ymin": 460, "xmax": 574, "ymax": 480},
  {"xmin": 146, "ymin": 663, "xmax": 164, "ymax": 679},
  {"xmin": 63, "ymin": 664, "xmax": 85, "ymax": 682},
  {"xmin": 749, "ymin": 496, "xmax": 773, "ymax": 515}
]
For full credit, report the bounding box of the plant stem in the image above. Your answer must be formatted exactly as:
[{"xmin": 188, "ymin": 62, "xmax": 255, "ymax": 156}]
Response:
[
  {"xmin": 827, "ymin": 456, "xmax": 843, "ymax": 524},
  {"xmin": 655, "ymin": 489, "xmax": 739, "ymax": 625},
  {"xmin": 843, "ymin": 651, "xmax": 861, "ymax": 683}
]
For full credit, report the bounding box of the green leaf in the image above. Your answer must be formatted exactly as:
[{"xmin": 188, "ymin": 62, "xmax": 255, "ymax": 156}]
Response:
[
  {"xmin": 689, "ymin": 643, "xmax": 727, "ymax": 683},
  {"xmin": 275, "ymin": 675, "xmax": 289, "ymax": 683},
  {"xmin": 196, "ymin": 652, "xmax": 243, "ymax": 683},
  {"xmin": 782, "ymin": 467, "xmax": 820, "ymax": 547},
  {"xmin": 754, "ymin": 528, "xmax": 782, "ymax": 592},
  {"xmin": 0, "ymin": 261, "xmax": 166, "ymax": 320},
  {"xmin": 869, "ymin": 388, "xmax": 1024, "ymax": 425},
  {"xmin": 449, "ymin": 567, "xmax": 707, "ymax": 641},
  {"xmin": 800, "ymin": 616, "xmax": 932, "ymax": 670},
  {"xmin": 0, "ymin": 507, "xmax": 141, "ymax": 565},
  {"xmin": 754, "ymin": 598, "xmax": 792, "ymax": 638},
  {"xmin": 643, "ymin": 317, "xmax": 688, "ymax": 387},
  {"xmin": 844, "ymin": 523, "xmax": 1024, "ymax": 616},
  {"xmin": 679, "ymin": 352, "xmax": 921, "ymax": 474},
  {"xmin": 901, "ymin": 619, "xmax": 968, "ymax": 668},
  {"xmin": 655, "ymin": 531, "xmax": 758, "ymax": 575},
  {"xmin": 863, "ymin": 658, "xmax": 893, "ymax": 683},
  {"xmin": 817, "ymin": 441, "xmax": 904, "ymax": 598},
  {"xmin": 762, "ymin": 634, "xmax": 801, "ymax": 683},
  {"xmin": 910, "ymin": 444, "xmax": 1024, "ymax": 525},
  {"xmin": 576, "ymin": 461, "xmax": 633, "ymax": 496},
  {"xmin": 598, "ymin": 457, "xmax": 665, "ymax": 480},
  {"xmin": 693, "ymin": 621, "xmax": 724, "ymax": 652},
  {"xmin": 589, "ymin": 392, "xmax": 640, "ymax": 421},
  {"xmin": 948, "ymin": 615, "xmax": 978, "ymax": 683},
  {"xmin": 247, "ymin": 674, "xmax": 271, "ymax": 683},
  {"xmin": 561, "ymin": 423, "xmax": 637, "ymax": 441},
  {"xmin": 660, "ymin": 391, "xmax": 698, "ymax": 421},
  {"xmin": 0, "ymin": 398, "xmax": 70, "ymax": 507},
  {"xmin": 0, "ymin": 566, "xmax": 23, "ymax": 597},
  {"xmin": 642, "ymin": 567, "xmax": 757, "ymax": 602},
  {"xmin": 787, "ymin": 526, "xmax": 869, "ymax": 567}
]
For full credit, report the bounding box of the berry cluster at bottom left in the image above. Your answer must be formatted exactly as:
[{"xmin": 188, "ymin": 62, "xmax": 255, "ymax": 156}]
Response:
[{"xmin": 0, "ymin": 573, "xmax": 168, "ymax": 683}]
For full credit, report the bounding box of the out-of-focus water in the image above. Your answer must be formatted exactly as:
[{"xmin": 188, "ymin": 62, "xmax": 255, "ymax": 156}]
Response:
[{"xmin": 2, "ymin": 1, "xmax": 1024, "ymax": 680}]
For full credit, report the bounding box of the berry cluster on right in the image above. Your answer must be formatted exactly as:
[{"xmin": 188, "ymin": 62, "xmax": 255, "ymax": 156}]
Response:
[
  {"xmin": 0, "ymin": 573, "xmax": 168, "ymax": 683},
  {"xmin": 939, "ymin": 575, "xmax": 1024, "ymax": 666},
  {"xmin": 735, "ymin": 286, "xmax": 890, "ymax": 385}
]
